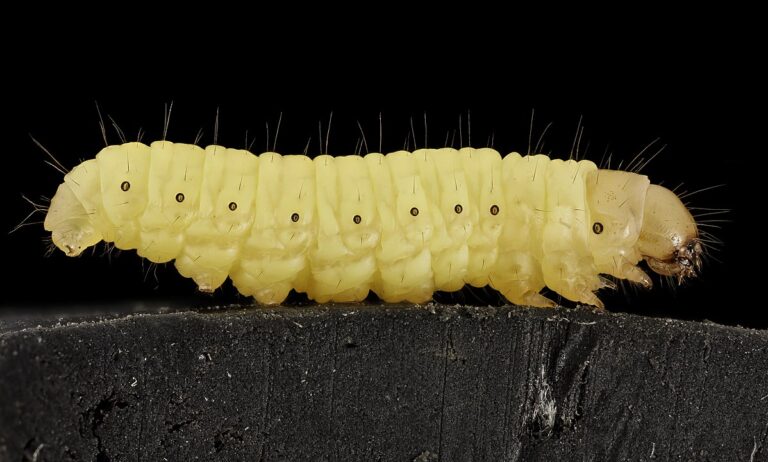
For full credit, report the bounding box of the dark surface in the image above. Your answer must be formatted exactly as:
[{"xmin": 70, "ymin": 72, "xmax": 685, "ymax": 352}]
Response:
[{"xmin": 2, "ymin": 303, "xmax": 766, "ymax": 461}]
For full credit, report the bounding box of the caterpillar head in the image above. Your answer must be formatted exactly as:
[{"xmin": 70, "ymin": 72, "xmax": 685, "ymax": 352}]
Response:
[
  {"xmin": 587, "ymin": 170, "xmax": 701, "ymax": 286},
  {"xmin": 44, "ymin": 182, "xmax": 102, "ymax": 257},
  {"xmin": 637, "ymin": 184, "xmax": 702, "ymax": 283}
]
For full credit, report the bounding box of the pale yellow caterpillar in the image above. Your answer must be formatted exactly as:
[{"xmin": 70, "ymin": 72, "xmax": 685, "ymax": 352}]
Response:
[{"xmin": 42, "ymin": 141, "xmax": 702, "ymax": 309}]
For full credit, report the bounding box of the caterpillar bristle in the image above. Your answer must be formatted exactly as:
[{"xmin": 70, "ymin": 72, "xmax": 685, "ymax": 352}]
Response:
[{"xmin": 30, "ymin": 135, "xmax": 69, "ymax": 175}]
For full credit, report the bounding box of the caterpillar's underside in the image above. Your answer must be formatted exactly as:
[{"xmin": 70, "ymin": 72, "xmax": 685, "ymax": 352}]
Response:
[{"xmin": 44, "ymin": 141, "xmax": 702, "ymax": 308}]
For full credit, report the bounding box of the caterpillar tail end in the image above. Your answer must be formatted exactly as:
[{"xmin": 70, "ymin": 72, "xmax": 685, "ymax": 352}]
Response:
[{"xmin": 43, "ymin": 183, "xmax": 103, "ymax": 257}]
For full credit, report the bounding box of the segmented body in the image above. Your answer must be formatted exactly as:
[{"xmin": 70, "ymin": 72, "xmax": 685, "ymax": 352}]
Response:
[{"xmin": 45, "ymin": 141, "xmax": 657, "ymax": 307}]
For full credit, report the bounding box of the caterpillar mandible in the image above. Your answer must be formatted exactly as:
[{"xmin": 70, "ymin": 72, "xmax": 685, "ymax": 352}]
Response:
[{"xmin": 42, "ymin": 141, "xmax": 702, "ymax": 309}]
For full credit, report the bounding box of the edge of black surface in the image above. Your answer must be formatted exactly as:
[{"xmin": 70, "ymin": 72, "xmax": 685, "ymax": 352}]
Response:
[{"xmin": 1, "ymin": 302, "xmax": 764, "ymax": 337}]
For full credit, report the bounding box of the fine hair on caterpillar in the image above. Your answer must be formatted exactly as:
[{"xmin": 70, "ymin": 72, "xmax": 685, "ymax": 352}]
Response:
[{"xmin": 32, "ymin": 110, "xmax": 714, "ymax": 309}]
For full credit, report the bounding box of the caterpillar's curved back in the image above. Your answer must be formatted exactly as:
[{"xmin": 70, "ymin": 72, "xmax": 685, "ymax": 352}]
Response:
[{"xmin": 43, "ymin": 141, "xmax": 702, "ymax": 308}]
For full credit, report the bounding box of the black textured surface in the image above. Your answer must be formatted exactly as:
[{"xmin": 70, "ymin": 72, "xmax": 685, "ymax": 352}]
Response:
[{"xmin": 1, "ymin": 304, "xmax": 767, "ymax": 461}]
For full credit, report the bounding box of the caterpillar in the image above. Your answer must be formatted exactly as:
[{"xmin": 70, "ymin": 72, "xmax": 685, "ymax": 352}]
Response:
[{"xmin": 42, "ymin": 141, "xmax": 702, "ymax": 309}]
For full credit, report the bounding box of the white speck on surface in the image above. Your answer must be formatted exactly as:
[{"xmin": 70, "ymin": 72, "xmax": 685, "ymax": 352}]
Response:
[
  {"xmin": 31, "ymin": 443, "xmax": 44, "ymax": 461},
  {"xmin": 532, "ymin": 365, "xmax": 557, "ymax": 436},
  {"xmin": 750, "ymin": 437, "xmax": 758, "ymax": 462}
]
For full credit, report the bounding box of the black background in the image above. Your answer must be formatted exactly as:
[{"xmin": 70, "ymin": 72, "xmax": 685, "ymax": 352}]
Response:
[{"xmin": 0, "ymin": 30, "xmax": 758, "ymax": 327}]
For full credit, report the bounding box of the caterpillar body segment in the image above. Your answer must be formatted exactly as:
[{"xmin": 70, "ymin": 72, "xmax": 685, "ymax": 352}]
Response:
[{"xmin": 44, "ymin": 141, "xmax": 702, "ymax": 308}]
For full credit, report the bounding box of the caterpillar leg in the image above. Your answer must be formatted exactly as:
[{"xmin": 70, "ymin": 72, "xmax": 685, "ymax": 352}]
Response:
[
  {"xmin": 542, "ymin": 253, "xmax": 604, "ymax": 309},
  {"xmin": 174, "ymin": 250, "xmax": 233, "ymax": 294},
  {"xmin": 306, "ymin": 255, "xmax": 376, "ymax": 303},
  {"xmin": 504, "ymin": 291, "xmax": 557, "ymax": 309},
  {"xmin": 230, "ymin": 260, "xmax": 297, "ymax": 305},
  {"xmin": 594, "ymin": 255, "xmax": 653, "ymax": 289},
  {"xmin": 373, "ymin": 248, "xmax": 435, "ymax": 304},
  {"xmin": 617, "ymin": 264, "xmax": 653, "ymax": 289},
  {"xmin": 490, "ymin": 253, "xmax": 556, "ymax": 308}
]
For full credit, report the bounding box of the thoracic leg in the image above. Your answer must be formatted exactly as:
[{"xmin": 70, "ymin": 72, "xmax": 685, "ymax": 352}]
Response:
[
  {"xmin": 542, "ymin": 252, "xmax": 604, "ymax": 309},
  {"xmin": 617, "ymin": 264, "xmax": 652, "ymax": 289}
]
